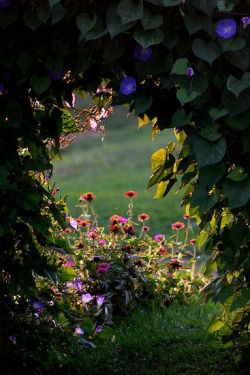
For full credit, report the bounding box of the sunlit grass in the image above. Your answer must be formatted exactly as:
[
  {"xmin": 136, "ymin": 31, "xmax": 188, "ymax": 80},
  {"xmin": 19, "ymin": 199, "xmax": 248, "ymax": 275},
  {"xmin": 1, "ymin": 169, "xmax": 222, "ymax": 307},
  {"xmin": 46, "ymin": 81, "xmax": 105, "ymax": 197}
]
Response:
[
  {"xmin": 52, "ymin": 107, "xmax": 184, "ymax": 234},
  {"xmin": 82, "ymin": 302, "xmax": 236, "ymax": 375}
]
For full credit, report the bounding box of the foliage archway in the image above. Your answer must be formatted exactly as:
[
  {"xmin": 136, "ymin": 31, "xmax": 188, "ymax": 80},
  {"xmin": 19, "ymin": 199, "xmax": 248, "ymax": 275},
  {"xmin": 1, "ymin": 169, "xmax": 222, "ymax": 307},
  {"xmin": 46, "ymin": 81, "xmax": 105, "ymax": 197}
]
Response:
[{"xmin": 0, "ymin": 0, "xmax": 250, "ymax": 371}]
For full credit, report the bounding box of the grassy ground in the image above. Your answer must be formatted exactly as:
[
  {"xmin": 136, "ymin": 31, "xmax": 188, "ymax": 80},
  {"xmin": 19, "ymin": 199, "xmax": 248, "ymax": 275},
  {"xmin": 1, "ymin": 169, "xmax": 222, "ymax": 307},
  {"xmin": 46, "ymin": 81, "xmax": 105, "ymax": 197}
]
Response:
[
  {"xmin": 52, "ymin": 107, "xmax": 183, "ymax": 234},
  {"xmin": 82, "ymin": 302, "xmax": 236, "ymax": 375}
]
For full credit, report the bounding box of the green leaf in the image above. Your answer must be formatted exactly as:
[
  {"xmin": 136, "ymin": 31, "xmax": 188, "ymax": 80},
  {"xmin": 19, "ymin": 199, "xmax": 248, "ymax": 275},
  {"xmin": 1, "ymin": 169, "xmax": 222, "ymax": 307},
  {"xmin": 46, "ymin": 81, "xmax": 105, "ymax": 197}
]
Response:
[
  {"xmin": 199, "ymin": 123, "xmax": 222, "ymax": 141},
  {"xmin": 171, "ymin": 58, "xmax": 188, "ymax": 75},
  {"xmin": 227, "ymin": 167, "xmax": 247, "ymax": 182},
  {"xmin": 133, "ymin": 27, "xmax": 164, "ymax": 48},
  {"xmin": 207, "ymin": 319, "xmax": 225, "ymax": 333},
  {"xmin": 141, "ymin": 9, "xmax": 163, "ymax": 30},
  {"xmin": 218, "ymin": 38, "xmax": 246, "ymax": 52},
  {"xmin": 76, "ymin": 12, "xmax": 97, "ymax": 36},
  {"xmin": 189, "ymin": 0, "xmax": 217, "ymax": 16},
  {"xmin": 191, "ymin": 186, "xmax": 219, "ymax": 211},
  {"xmin": 223, "ymin": 180, "xmax": 250, "ymax": 209},
  {"xmin": 48, "ymin": 0, "xmax": 61, "ymax": 7},
  {"xmin": 217, "ymin": 0, "xmax": 234, "ymax": 12},
  {"xmin": 135, "ymin": 94, "xmax": 152, "ymax": 115},
  {"xmin": 176, "ymin": 88, "xmax": 198, "ymax": 105},
  {"xmin": 154, "ymin": 178, "xmax": 177, "ymax": 198},
  {"xmin": 171, "ymin": 109, "xmax": 192, "ymax": 127},
  {"xmin": 23, "ymin": 10, "xmax": 42, "ymax": 30},
  {"xmin": 162, "ymin": 0, "xmax": 182, "ymax": 6},
  {"xmin": 151, "ymin": 148, "xmax": 167, "ymax": 172},
  {"xmin": 58, "ymin": 267, "xmax": 77, "ymax": 283},
  {"xmin": 106, "ymin": 3, "xmax": 135, "ymax": 39},
  {"xmin": 196, "ymin": 230, "xmax": 209, "ymax": 249},
  {"xmin": 117, "ymin": 0, "xmax": 143, "ymax": 24},
  {"xmin": 199, "ymin": 162, "xmax": 226, "ymax": 187},
  {"xmin": 231, "ymin": 290, "xmax": 250, "ymax": 311},
  {"xmin": 226, "ymin": 112, "xmax": 249, "ymax": 131},
  {"xmin": 51, "ymin": 3, "xmax": 66, "ymax": 24},
  {"xmin": 225, "ymin": 46, "xmax": 250, "ymax": 71},
  {"xmin": 193, "ymin": 136, "xmax": 226, "ymax": 167},
  {"xmin": 227, "ymin": 73, "xmax": 250, "ymax": 98},
  {"xmin": 192, "ymin": 39, "xmax": 221, "ymax": 65},
  {"xmin": 209, "ymin": 108, "xmax": 228, "ymax": 121},
  {"xmin": 30, "ymin": 76, "xmax": 51, "ymax": 95},
  {"xmin": 85, "ymin": 20, "xmax": 107, "ymax": 41}
]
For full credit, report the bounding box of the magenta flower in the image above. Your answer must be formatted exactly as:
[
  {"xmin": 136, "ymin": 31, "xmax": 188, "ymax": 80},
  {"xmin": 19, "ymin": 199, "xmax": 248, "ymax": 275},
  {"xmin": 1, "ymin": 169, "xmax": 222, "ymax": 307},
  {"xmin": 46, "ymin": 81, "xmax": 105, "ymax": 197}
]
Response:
[
  {"xmin": 119, "ymin": 216, "xmax": 128, "ymax": 223},
  {"xmin": 63, "ymin": 261, "xmax": 75, "ymax": 267},
  {"xmin": 75, "ymin": 278, "xmax": 83, "ymax": 291},
  {"xmin": 134, "ymin": 44, "xmax": 153, "ymax": 62},
  {"xmin": 97, "ymin": 262, "xmax": 110, "ymax": 273},
  {"xmin": 216, "ymin": 19, "xmax": 237, "ymax": 39},
  {"xmin": 81, "ymin": 293, "xmax": 94, "ymax": 304},
  {"xmin": 99, "ymin": 239, "xmax": 107, "ymax": 246},
  {"xmin": 74, "ymin": 326, "xmax": 84, "ymax": 335},
  {"xmin": 9, "ymin": 335, "xmax": 17, "ymax": 344},
  {"xmin": 242, "ymin": 17, "xmax": 250, "ymax": 29},
  {"xmin": 154, "ymin": 234, "xmax": 165, "ymax": 242},
  {"xmin": 119, "ymin": 77, "xmax": 137, "ymax": 95},
  {"xmin": 96, "ymin": 295, "xmax": 105, "ymax": 307}
]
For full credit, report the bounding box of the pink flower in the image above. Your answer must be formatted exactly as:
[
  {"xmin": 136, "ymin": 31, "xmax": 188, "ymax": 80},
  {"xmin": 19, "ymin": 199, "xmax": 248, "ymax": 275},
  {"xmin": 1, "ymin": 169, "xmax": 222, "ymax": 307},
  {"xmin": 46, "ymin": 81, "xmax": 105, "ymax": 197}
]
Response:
[
  {"xmin": 97, "ymin": 262, "xmax": 110, "ymax": 273},
  {"xmin": 99, "ymin": 239, "xmax": 107, "ymax": 246},
  {"xmin": 119, "ymin": 216, "xmax": 128, "ymax": 223},
  {"xmin": 69, "ymin": 218, "xmax": 78, "ymax": 230},
  {"xmin": 74, "ymin": 326, "xmax": 84, "ymax": 335},
  {"xmin": 63, "ymin": 261, "xmax": 75, "ymax": 267},
  {"xmin": 171, "ymin": 221, "xmax": 185, "ymax": 230},
  {"xmin": 138, "ymin": 213, "xmax": 150, "ymax": 222},
  {"xmin": 81, "ymin": 293, "xmax": 94, "ymax": 304},
  {"xmin": 87, "ymin": 117, "xmax": 98, "ymax": 130},
  {"xmin": 154, "ymin": 234, "xmax": 164, "ymax": 242}
]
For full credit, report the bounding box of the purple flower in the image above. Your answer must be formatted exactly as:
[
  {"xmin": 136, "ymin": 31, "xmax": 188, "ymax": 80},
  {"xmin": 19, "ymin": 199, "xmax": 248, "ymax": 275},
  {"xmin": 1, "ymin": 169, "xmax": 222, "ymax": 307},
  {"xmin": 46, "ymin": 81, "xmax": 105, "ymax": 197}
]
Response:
[
  {"xmin": 186, "ymin": 67, "xmax": 194, "ymax": 77},
  {"xmin": 30, "ymin": 299, "xmax": 45, "ymax": 311},
  {"xmin": 242, "ymin": 17, "xmax": 250, "ymax": 29},
  {"xmin": 96, "ymin": 295, "xmax": 105, "ymax": 307},
  {"xmin": 95, "ymin": 325, "xmax": 103, "ymax": 333},
  {"xmin": 0, "ymin": 83, "xmax": 5, "ymax": 94},
  {"xmin": 96, "ymin": 262, "xmax": 110, "ymax": 274},
  {"xmin": 48, "ymin": 70, "xmax": 64, "ymax": 81},
  {"xmin": 0, "ymin": 0, "xmax": 11, "ymax": 8},
  {"xmin": 154, "ymin": 234, "xmax": 165, "ymax": 242},
  {"xmin": 74, "ymin": 326, "xmax": 84, "ymax": 335},
  {"xmin": 9, "ymin": 335, "xmax": 16, "ymax": 345},
  {"xmin": 119, "ymin": 76, "xmax": 137, "ymax": 95},
  {"xmin": 134, "ymin": 45, "xmax": 153, "ymax": 62},
  {"xmin": 75, "ymin": 278, "xmax": 83, "ymax": 292},
  {"xmin": 63, "ymin": 260, "xmax": 75, "ymax": 267},
  {"xmin": 69, "ymin": 218, "xmax": 78, "ymax": 230},
  {"xmin": 81, "ymin": 293, "xmax": 94, "ymax": 304},
  {"xmin": 216, "ymin": 19, "xmax": 237, "ymax": 39}
]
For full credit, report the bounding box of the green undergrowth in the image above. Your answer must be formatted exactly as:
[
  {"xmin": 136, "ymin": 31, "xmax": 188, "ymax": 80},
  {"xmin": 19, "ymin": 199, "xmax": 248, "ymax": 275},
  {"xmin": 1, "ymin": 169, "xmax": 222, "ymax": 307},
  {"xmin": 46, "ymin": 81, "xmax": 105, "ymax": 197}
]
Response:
[
  {"xmin": 82, "ymin": 301, "xmax": 236, "ymax": 375},
  {"xmin": 52, "ymin": 108, "xmax": 183, "ymax": 234}
]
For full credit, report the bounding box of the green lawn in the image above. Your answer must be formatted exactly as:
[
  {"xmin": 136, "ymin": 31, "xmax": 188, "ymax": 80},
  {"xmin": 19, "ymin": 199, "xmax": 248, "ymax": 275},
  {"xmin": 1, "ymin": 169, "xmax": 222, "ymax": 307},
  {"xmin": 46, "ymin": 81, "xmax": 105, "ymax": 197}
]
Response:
[
  {"xmin": 82, "ymin": 302, "xmax": 236, "ymax": 375},
  {"xmin": 52, "ymin": 107, "xmax": 183, "ymax": 234}
]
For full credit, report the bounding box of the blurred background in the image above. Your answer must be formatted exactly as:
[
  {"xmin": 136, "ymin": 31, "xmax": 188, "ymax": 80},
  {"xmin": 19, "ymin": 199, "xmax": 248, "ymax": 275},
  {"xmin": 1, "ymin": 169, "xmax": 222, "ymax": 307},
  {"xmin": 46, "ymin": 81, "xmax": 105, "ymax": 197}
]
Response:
[{"xmin": 52, "ymin": 105, "xmax": 183, "ymax": 235}]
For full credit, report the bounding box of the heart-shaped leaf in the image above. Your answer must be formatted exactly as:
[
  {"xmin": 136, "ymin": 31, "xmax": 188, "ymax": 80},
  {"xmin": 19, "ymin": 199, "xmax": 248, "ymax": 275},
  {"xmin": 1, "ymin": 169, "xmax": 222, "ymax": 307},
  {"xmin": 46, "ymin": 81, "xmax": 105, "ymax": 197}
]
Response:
[
  {"xmin": 171, "ymin": 109, "xmax": 192, "ymax": 127},
  {"xmin": 227, "ymin": 167, "xmax": 247, "ymax": 182},
  {"xmin": 133, "ymin": 27, "xmax": 164, "ymax": 48},
  {"xmin": 76, "ymin": 13, "xmax": 97, "ymax": 36},
  {"xmin": 192, "ymin": 39, "xmax": 221, "ymax": 65},
  {"xmin": 227, "ymin": 73, "xmax": 250, "ymax": 98},
  {"xmin": 193, "ymin": 136, "xmax": 226, "ymax": 167},
  {"xmin": 30, "ymin": 76, "xmax": 51, "ymax": 95},
  {"xmin": 218, "ymin": 38, "xmax": 246, "ymax": 52},
  {"xmin": 225, "ymin": 46, "xmax": 250, "ymax": 71},
  {"xmin": 141, "ymin": 9, "xmax": 163, "ymax": 30},
  {"xmin": 209, "ymin": 108, "xmax": 228, "ymax": 121},
  {"xmin": 199, "ymin": 123, "xmax": 222, "ymax": 141},
  {"xmin": 171, "ymin": 58, "xmax": 188, "ymax": 75},
  {"xmin": 176, "ymin": 88, "xmax": 198, "ymax": 105},
  {"xmin": 106, "ymin": 3, "xmax": 135, "ymax": 39},
  {"xmin": 117, "ymin": 0, "xmax": 143, "ymax": 24}
]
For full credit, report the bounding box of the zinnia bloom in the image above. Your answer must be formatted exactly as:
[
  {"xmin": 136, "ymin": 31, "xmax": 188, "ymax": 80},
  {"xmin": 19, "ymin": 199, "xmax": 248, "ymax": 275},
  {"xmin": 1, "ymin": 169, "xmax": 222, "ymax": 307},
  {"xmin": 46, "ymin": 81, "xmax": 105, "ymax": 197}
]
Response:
[
  {"xmin": 183, "ymin": 214, "xmax": 189, "ymax": 219},
  {"xmin": 190, "ymin": 239, "xmax": 196, "ymax": 245},
  {"xmin": 154, "ymin": 234, "xmax": 165, "ymax": 242},
  {"xmin": 81, "ymin": 293, "xmax": 94, "ymax": 304},
  {"xmin": 99, "ymin": 239, "xmax": 107, "ymax": 246},
  {"xmin": 119, "ymin": 76, "xmax": 137, "ymax": 95},
  {"xmin": 216, "ymin": 18, "xmax": 237, "ymax": 39},
  {"xmin": 109, "ymin": 215, "xmax": 120, "ymax": 223},
  {"xmin": 109, "ymin": 224, "xmax": 120, "ymax": 234},
  {"xmin": 89, "ymin": 231, "xmax": 99, "ymax": 240},
  {"xmin": 172, "ymin": 221, "xmax": 185, "ymax": 230},
  {"xmin": 80, "ymin": 192, "xmax": 96, "ymax": 202},
  {"xmin": 77, "ymin": 218, "xmax": 90, "ymax": 227},
  {"xmin": 63, "ymin": 260, "xmax": 75, "ymax": 267},
  {"xmin": 134, "ymin": 44, "xmax": 153, "ymax": 62},
  {"xmin": 124, "ymin": 224, "xmax": 135, "ymax": 236},
  {"xmin": 142, "ymin": 225, "xmax": 150, "ymax": 232},
  {"xmin": 160, "ymin": 247, "xmax": 167, "ymax": 256},
  {"xmin": 138, "ymin": 213, "xmax": 150, "ymax": 222},
  {"xmin": 124, "ymin": 190, "xmax": 137, "ymax": 198},
  {"xmin": 168, "ymin": 259, "xmax": 182, "ymax": 270}
]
